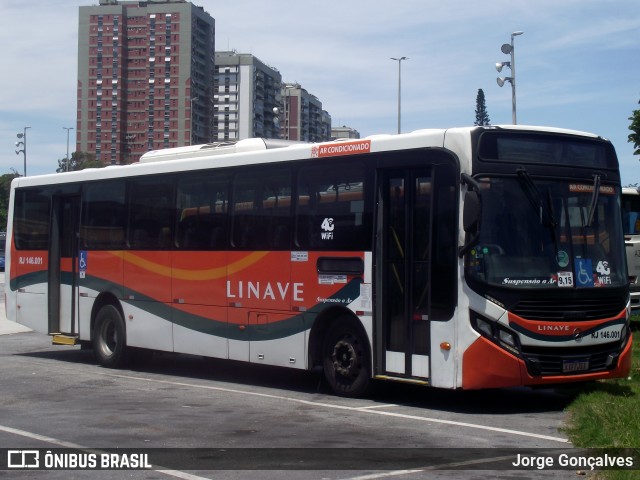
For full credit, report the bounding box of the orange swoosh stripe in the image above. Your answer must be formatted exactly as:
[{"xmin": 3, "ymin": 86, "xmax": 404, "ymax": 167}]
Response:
[{"xmin": 109, "ymin": 251, "xmax": 270, "ymax": 280}]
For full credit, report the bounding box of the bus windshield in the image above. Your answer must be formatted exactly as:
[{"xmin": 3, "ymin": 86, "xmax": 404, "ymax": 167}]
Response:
[{"xmin": 466, "ymin": 176, "xmax": 627, "ymax": 289}]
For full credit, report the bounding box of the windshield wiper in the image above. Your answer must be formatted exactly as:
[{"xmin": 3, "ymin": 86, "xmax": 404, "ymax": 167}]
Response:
[
  {"xmin": 516, "ymin": 168, "xmax": 557, "ymax": 228},
  {"xmin": 586, "ymin": 174, "xmax": 601, "ymax": 227}
]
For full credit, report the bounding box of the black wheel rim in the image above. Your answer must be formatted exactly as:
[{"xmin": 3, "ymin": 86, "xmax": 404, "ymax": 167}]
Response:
[
  {"xmin": 98, "ymin": 317, "xmax": 117, "ymax": 358},
  {"xmin": 331, "ymin": 335, "xmax": 361, "ymax": 379}
]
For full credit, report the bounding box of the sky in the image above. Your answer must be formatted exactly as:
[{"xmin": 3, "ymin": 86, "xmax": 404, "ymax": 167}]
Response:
[{"xmin": 0, "ymin": 0, "xmax": 638, "ymax": 184}]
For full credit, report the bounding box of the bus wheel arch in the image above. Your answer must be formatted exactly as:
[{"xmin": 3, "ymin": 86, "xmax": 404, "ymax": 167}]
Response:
[
  {"xmin": 91, "ymin": 295, "xmax": 129, "ymax": 368},
  {"xmin": 308, "ymin": 306, "xmax": 351, "ymax": 369},
  {"xmin": 90, "ymin": 292, "xmax": 122, "ymax": 338},
  {"xmin": 309, "ymin": 308, "xmax": 372, "ymax": 397}
]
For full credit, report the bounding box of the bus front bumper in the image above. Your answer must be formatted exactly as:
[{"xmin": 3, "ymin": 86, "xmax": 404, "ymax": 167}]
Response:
[{"xmin": 461, "ymin": 334, "xmax": 633, "ymax": 390}]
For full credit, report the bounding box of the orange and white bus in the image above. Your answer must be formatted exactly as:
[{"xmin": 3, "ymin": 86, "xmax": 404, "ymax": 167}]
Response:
[{"xmin": 5, "ymin": 126, "xmax": 632, "ymax": 397}]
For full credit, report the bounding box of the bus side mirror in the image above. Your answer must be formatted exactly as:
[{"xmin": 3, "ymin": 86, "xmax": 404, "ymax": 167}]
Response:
[{"xmin": 459, "ymin": 174, "xmax": 482, "ymax": 258}]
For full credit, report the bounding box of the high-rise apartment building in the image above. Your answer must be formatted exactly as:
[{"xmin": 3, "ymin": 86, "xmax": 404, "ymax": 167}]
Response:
[
  {"xmin": 77, "ymin": 0, "xmax": 215, "ymax": 165},
  {"xmin": 281, "ymin": 84, "xmax": 331, "ymax": 142},
  {"xmin": 213, "ymin": 53, "xmax": 333, "ymax": 142},
  {"xmin": 331, "ymin": 125, "xmax": 360, "ymax": 140},
  {"xmin": 213, "ymin": 52, "xmax": 282, "ymax": 141}
]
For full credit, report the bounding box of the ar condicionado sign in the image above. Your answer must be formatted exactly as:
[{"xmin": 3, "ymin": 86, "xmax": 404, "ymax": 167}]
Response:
[{"xmin": 312, "ymin": 140, "xmax": 371, "ymax": 158}]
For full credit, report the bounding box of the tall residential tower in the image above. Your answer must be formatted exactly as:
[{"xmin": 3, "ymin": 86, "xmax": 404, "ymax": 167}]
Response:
[
  {"xmin": 213, "ymin": 52, "xmax": 282, "ymax": 141},
  {"xmin": 281, "ymin": 83, "xmax": 331, "ymax": 142},
  {"xmin": 77, "ymin": 0, "xmax": 215, "ymax": 164}
]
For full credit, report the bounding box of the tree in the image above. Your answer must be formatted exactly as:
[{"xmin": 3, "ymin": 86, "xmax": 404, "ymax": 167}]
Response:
[
  {"xmin": 474, "ymin": 89, "xmax": 491, "ymax": 126},
  {"xmin": 0, "ymin": 170, "xmax": 21, "ymax": 229},
  {"xmin": 56, "ymin": 151, "xmax": 104, "ymax": 173},
  {"xmin": 629, "ymin": 97, "xmax": 640, "ymax": 157}
]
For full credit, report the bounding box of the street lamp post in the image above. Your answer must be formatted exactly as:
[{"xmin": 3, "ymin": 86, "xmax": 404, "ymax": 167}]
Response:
[
  {"xmin": 390, "ymin": 56, "xmax": 408, "ymax": 134},
  {"xmin": 15, "ymin": 126, "xmax": 31, "ymax": 177},
  {"xmin": 496, "ymin": 31, "xmax": 524, "ymax": 124},
  {"xmin": 63, "ymin": 127, "xmax": 74, "ymax": 172}
]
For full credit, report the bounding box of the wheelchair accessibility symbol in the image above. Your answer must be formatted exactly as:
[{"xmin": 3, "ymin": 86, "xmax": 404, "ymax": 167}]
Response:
[
  {"xmin": 574, "ymin": 258, "xmax": 594, "ymax": 287},
  {"xmin": 79, "ymin": 251, "xmax": 88, "ymax": 278}
]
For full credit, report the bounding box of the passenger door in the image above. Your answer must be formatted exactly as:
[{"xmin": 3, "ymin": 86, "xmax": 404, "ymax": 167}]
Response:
[
  {"xmin": 49, "ymin": 195, "xmax": 80, "ymax": 335},
  {"xmin": 377, "ymin": 168, "xmax": 433, "ymax": 379}
]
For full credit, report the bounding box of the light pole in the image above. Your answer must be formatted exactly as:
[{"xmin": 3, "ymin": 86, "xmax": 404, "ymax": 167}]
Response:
[
  {"xmin": 15, "ymin": 126, "xmax": 31, "ymax": 177},
  {"xmin": 63, "ymin": 127, "xmax": 74, "ymax": 172},
  {"xmin": 496, "ymin": 31, "xmax": 524, "ymax": 124},
  {"xmin": 390, "ymin": 56, "xmax": 408, "ymax": 134}
]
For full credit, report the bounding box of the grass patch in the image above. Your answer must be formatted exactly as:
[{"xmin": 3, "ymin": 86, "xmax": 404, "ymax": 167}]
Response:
[{"xmin": 563, "ymin": 314, "xmax": 640, "ymax": 479}]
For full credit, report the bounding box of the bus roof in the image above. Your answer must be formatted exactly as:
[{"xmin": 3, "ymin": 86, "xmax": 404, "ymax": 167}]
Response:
[
  {"xmin": 139, "ymin": 138, "xmax": 304, "ymax": 162},
  {"xmin": 11, "ymin": 125, "xmax": 609, "ymax": 189}
]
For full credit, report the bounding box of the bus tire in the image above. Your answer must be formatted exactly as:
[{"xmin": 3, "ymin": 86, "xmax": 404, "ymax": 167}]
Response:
[
  {"xmin": 322, "ymin": 319, "xmax": 371, "ymax": 398},
  {"xmin": 93, "ymin": 304, "xmax": 129, "ymax": 368}
]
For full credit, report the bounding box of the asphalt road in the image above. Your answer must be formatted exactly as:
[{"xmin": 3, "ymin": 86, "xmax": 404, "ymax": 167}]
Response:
[{"xmin": 0, "ymin": 272, "xmax": 588, "ymax": 479}]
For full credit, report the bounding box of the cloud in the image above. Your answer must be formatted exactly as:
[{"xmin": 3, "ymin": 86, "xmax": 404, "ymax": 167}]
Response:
[
  {"xmin": 0, "ymin": 0, "xmax": 637, "ymax": 183},
  {"xmin": 0, "ymin": 2, "xmax": 78, "ymax": 113}
]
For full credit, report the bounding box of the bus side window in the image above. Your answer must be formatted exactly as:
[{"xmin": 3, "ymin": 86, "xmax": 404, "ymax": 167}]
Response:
[
  {"xmin": 622, "ymin": 194, "xmax": 640, "ymax": 235},
  {"xmin": 176, "ymin": 175, "xmax": 229, "ymax": 250},
  {"xmin": 295, "ymin": 162, "xmax": 370, "ymax": 251},
  {"xmin": 81, "ymin": 181, "xmax": 126, "ymax": 249},
  {"xmin": 128, "ymin": 178, "xmax": 174, "ymax": 250},
  {"xmin": 231, "ymin": 175, "xmax": 259, "ymax": 249},
  {"xmin": 14, "ymin": 189, "xmax": 51, "ymax": 250},
  {"xmin": 262, "ymin": 171, "xmax": 292, "ymax": 250},
  {"xmin": 231, "ymin": 169, "xmax": 292, "ymax": 250}
]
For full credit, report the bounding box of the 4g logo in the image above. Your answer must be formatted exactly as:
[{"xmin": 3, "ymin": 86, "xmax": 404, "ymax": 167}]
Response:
[
  {"xmin": 321, "ymin": 218, "xmax": 334, "ymax": 240},
  {"xmin": 596, "ymin": 261, "xmax": 610, "ymax": 276}
]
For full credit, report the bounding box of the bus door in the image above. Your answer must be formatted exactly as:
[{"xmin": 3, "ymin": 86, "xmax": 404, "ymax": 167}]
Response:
[
  {"xmin": 49, "ymin": 195, "xmax": 80, "ymax": 335},
  {"xmin": 622, "ymin": 188, "xmax": 640, "ymax": 313},
  {"xmin": 377, "ymin": 169, "xmax": 433, "ymax": 380}
]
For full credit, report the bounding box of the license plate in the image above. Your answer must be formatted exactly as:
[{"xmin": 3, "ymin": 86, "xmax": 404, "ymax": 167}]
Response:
[{"xmin": 563, "ymin": 358, "xmax": 589, "ymax": 373}]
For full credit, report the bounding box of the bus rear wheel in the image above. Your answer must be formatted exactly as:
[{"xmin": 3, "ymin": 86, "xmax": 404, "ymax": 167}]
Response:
[
  {"xmin": 322, "ymin": 320, "xmax": 371, "ymax": 397},
  {"xmin": 93, "ymin": 304, "xmax": 129, "ymax": 368}
]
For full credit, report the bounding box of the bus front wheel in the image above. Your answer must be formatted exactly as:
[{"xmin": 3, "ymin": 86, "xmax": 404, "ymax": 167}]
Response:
[
  {"xmin": 93, "ymin": 304, "xmax": 129, "ymax": 368},
  {"xmin": 322, "ymin": 320, "xmax": 371, "ymax": 397}
]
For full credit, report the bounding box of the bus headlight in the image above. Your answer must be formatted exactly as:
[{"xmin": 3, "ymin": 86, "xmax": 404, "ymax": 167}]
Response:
[
  {"xmin": 476, "ymin": 317, "xmax": 494, "ymax": 337},
  {"xmin": 498, "ymin": 329, "xmax": 519, "ymax": 355},
  {"xmin": 471, "ymin": 310, "xmax": 521, "ymax": 356},
  {"xmin": 499, "ymin": 329, "xmax": 516, "ymax": 348}
]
